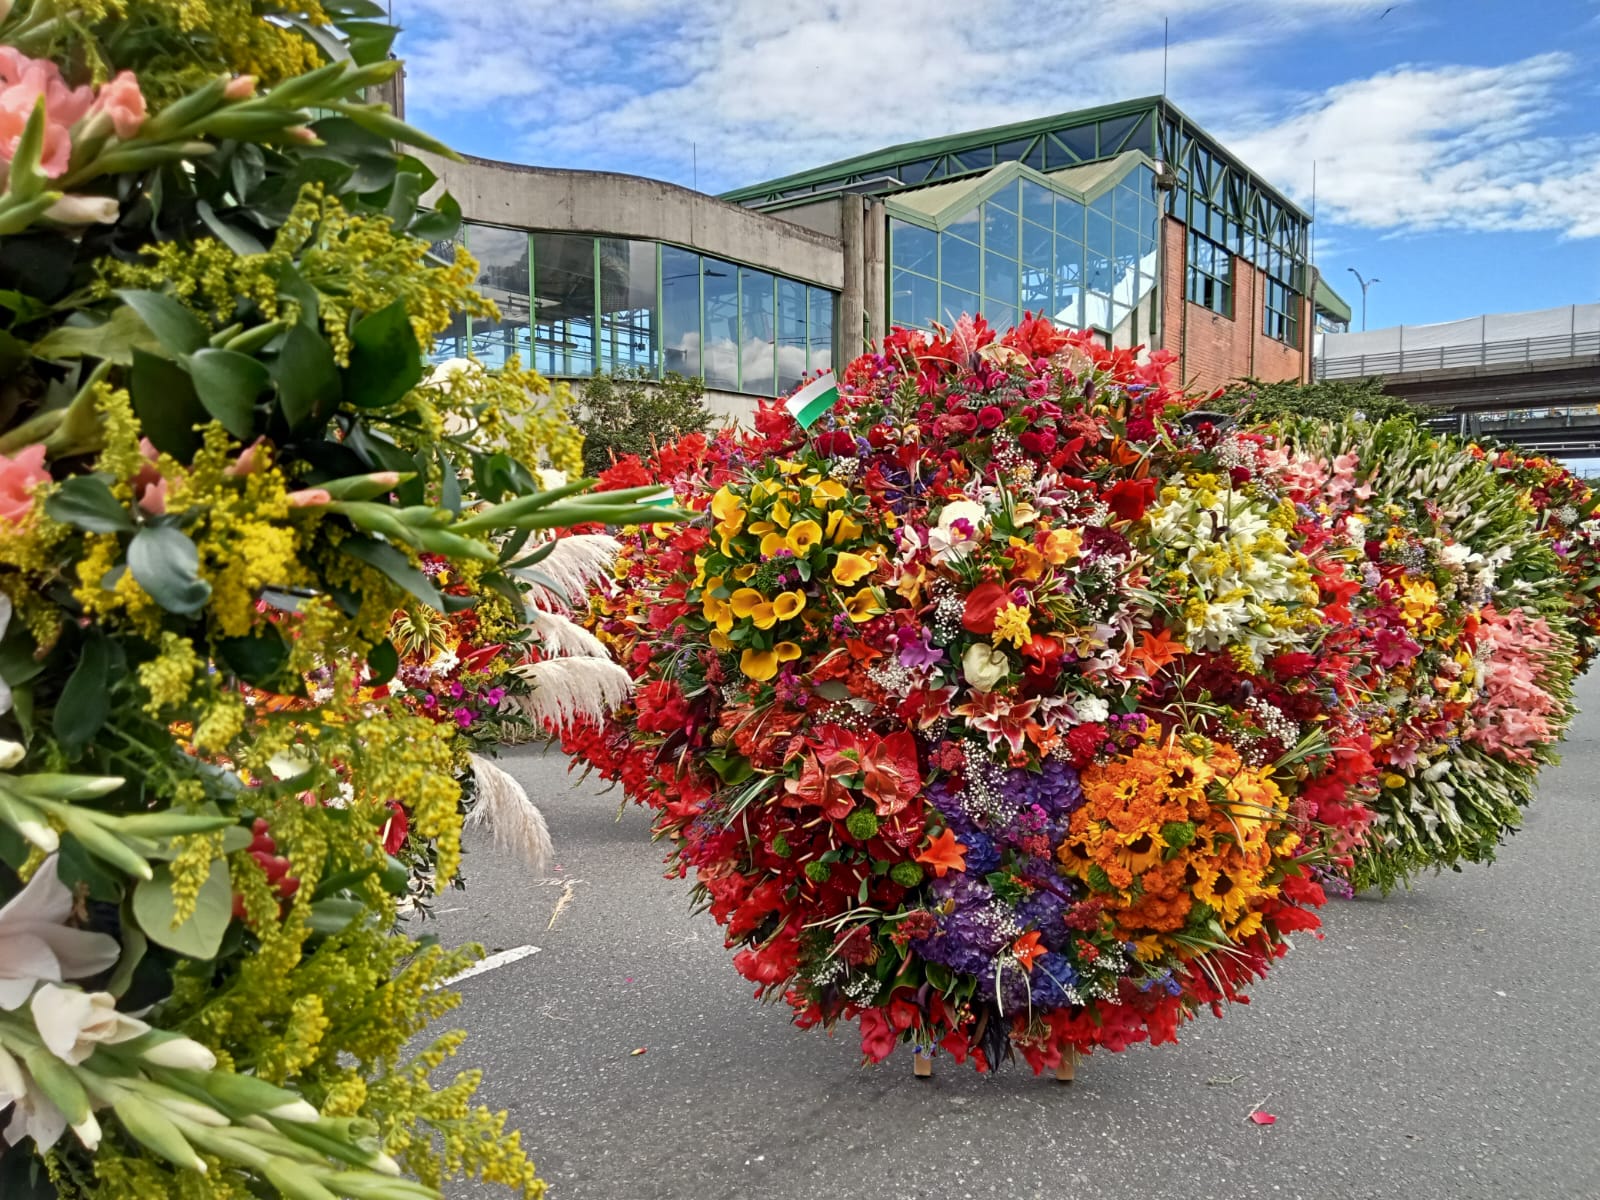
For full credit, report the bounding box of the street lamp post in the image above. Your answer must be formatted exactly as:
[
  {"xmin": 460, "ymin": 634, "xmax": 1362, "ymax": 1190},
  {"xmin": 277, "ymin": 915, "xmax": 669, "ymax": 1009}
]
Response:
[{"xmin": 1347, "ymin": 267, "xmax": 1380, "ymax": 332}]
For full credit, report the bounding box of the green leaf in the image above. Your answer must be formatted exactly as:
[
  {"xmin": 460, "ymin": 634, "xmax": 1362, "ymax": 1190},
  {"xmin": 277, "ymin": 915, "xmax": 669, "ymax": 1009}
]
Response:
[
  {"xmin": 195, "ymin": 198, "xmax": 265, "ymax": 256},
  {"xmin": 411, "ymin": 192, "xmax": 462, "ymax": 245},
  {"xmin": 364, "ymin": 638, "xmax": 398, "ymax": 686},
  {"xmin": 132, "ymin": 858, "xmax": 231, "ymax": 959},
  {"xmin": 44, "ymin": 474, "xmax": 133, "ymax": 533},
  {"xmin": 52, "ymin": 637, "xmax": 109, "ymax": 750},
  {"xmin": 216, "ymin": 630, "xmax": 291, "ymax": 688},
  {"xmin": 437, "ymin": 447, "xmax": 461, "ymax": 515},
  {"xmin": 344, "ymin": 299, "xmax": 422, "ymax": 409},
  {"xmin": 129, "ymin": 348, "xmax": 202, "ymax": 458},
  {"xmin": 127, "ymin": 526, "xmax": 212, "ymax": 615},
  {"xmin": 188, "ymin": 348, "xmax": 269, "ymax": 438},
  {"xmin": 341, "ymin": 537, "xmax": 442, "ymax": 609},
  {"xmin": 32, "ymin": 306, "xmax": 162, "ymax": 365},
  {"xmin": 383, "ymin": 163, "xmax": 426, "ymax": 227},
  {"xmin": 273, "ymin": 322, "xmax": 342, "ymax": 433},
  {"xmin": 274, "ymin": 264, "xmax": 321, "ymax": 330},
  {"xmin": 115, "ymin": 290, "xmax": 208, "ymax": 356},
  {"xmin": 307, "ymin": 897, "xmax": 367, "ymax": 936}
]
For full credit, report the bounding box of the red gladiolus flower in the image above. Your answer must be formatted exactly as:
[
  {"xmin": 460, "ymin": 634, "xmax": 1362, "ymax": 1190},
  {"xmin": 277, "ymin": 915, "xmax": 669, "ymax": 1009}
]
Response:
[{"xmin": 381, "ymin": 802, "xmax": 409, "ymax": 854}]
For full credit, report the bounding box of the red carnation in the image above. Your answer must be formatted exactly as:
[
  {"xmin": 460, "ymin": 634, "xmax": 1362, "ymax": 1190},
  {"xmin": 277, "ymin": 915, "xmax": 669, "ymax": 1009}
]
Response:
[
  {"xmin": 1064, "ymin": 722, "xmax": 1108, "ymax": 767},
  {"xmin": 1019, "ymin": 429, "xmax": 1056, "ymax": 457},
  {"xmin": 1104, "ymin": 478, "xmax": 1157, "ymax": 523}
]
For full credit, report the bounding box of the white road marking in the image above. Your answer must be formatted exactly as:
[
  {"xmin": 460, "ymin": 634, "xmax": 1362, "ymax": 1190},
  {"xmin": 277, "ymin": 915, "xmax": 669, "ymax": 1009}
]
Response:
[{"xmin": 444, "ymin": 944, "xmax": 542, "ymax": 986}]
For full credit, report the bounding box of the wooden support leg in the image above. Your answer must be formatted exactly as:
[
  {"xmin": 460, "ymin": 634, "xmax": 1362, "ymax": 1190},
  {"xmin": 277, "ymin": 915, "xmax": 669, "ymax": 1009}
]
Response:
[
  {"xmin": 913, "ymin": 1051, "xmax": 933, "ymax": 1079},
  {"xmin": 1054, "ymin": 1047, "xmax": 1079, "ymax": 1085}
]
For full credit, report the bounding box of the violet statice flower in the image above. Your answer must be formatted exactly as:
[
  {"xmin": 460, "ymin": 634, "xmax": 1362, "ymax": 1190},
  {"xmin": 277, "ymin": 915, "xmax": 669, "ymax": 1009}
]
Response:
[{"xmin": 896, "ymin": 628, "xmax": 944, "ymax": 670}]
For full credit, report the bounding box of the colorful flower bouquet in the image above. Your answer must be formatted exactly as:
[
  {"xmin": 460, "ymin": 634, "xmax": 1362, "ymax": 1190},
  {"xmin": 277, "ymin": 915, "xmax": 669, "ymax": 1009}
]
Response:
[{"xmin": 565, "ymin": 315, "xmax": 1586, "ymax": 1072}]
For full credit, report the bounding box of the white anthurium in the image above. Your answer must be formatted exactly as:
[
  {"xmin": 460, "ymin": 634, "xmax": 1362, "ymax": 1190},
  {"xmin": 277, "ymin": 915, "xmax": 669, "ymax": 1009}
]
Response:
[
  {"xmin": 0, "ymin": 856, "xmax": 120, "ymax": 1011},
  {"xmin": 0, "ymin": 740, "xmax": 23, "ymax": 770},
  {"xmin": 31, "ymin": 984, "xmax": 150, "ymax": 1065}
]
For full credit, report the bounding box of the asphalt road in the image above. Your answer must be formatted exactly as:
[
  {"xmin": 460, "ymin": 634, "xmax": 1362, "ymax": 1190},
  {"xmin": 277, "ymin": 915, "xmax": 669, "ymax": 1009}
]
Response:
[{"xmin": 429, "ymin": 671, "xmax": 1600, "ymax": 1200}]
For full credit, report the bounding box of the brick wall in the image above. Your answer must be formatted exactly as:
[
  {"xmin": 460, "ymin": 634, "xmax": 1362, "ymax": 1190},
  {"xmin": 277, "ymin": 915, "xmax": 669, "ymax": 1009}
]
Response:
[{"xmin": 1158, "ymin": 216, "xmax": 1309, "ymax": 395}]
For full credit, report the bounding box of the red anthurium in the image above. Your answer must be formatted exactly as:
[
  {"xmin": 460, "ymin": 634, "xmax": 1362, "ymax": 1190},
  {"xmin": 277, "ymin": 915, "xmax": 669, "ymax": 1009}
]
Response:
[{"xmin": 962, "ymin": 581, "xmax": 1010, "ymax": 635}]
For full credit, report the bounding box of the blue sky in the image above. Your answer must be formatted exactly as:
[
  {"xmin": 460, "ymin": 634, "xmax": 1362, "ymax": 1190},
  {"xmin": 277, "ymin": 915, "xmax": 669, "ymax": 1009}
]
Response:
[{"xmin": 392, "ymin": 0, "xmax": 1600, "ymax": 331}]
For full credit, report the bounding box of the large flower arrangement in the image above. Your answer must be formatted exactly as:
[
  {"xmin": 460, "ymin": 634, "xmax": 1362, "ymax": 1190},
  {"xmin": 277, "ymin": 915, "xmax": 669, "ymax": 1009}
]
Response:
[
  {"xmin": 567, "ymin": 320, "xmax": 1372, "ymax": 1071},
  {"xmin": 567, "ymin": 316, "xmax": 1588, "ymax": 1070},
  {"xmin": 0, "ymin": 3, "xmax": 678, "ymax": 1196}
]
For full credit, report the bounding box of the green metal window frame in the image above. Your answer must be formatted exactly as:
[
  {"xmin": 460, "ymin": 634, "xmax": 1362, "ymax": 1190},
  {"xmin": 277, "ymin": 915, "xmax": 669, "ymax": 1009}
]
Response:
[
  {"xmin": 438, "ymin": 223, "xmax": 837, "ymax": 397},
  {"xmin": 1262, "ymin": 277, "xmax": 1300, "ymax": 348},
  {"xmin": 1185, "ymin": 229, "xmax": 1233, "ymax": 318}
]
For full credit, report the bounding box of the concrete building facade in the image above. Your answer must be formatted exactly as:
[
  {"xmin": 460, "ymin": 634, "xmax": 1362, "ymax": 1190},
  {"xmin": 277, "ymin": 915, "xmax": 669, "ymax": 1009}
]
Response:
[{"xmin": 420, "ymin": 95, "xmax": 1348, "ymax": 414}]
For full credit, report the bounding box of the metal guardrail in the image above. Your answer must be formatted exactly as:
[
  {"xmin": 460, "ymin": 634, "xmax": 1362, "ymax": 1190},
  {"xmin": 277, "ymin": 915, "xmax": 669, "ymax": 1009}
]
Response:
[{"xmin": 1315, "ymin": 330, "xmax": 1600, "ymax": 380}]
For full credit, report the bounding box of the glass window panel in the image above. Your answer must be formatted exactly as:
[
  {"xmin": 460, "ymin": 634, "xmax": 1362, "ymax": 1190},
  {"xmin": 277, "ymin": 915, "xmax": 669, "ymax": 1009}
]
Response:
[
  {"xmin": 660, "ymin": 246, "xmax": 701, "ymax": 380},
  {"xmin": 1043, "ymin": 133, "xmax": 1076, "ymax": 170},
  {"xmin": 776, "ymin": 278, "xmax": 808, "ymax": 394},
  {"xmin": 954, "ymin": 147, "xmax": 993, "ymax": 172},
  {"xmin": 597, "ymin": 238, "xmax": 657, "ymax": 375},
  {"xmin": 1084, "ymin": 288, "xmax": 1111, "ymax": 331},
  {"xmin": 1022, "ymin": 141, "xmax": 1046, "ymax": 171},
  {"xmin": 996, "ymin": 138, "xmax": 1034, "ymax": 165},
  {"xmin": 987, "ymin": 180, "xmax": 1020, "ymax": 213},
  {"xmin": 946, "ymin": 206, "xmax": 980, "ymax": 241},
  {"xmin": 699, "ymin": 256, "xmax": 739, "ymax": 391},
  {"xmin": 1053, "ymin": 237, "xmax": 1083, "ymax": 329},
  {"xmin": 892, "ymin": 270, "xmax": 938, "ymax": 332},
  {"xmin": 1098, "ymin": 113, "xmax": 1139, "ymax": 154},
  {"xmin": 939, "ymin": 232, "xmax": 981, "ymax": 294},
  {"xmin": 807, "ymin": 287, "xmax": 834, "ymax": 374},
  {"xmin": 1021, "ymin": 181, "xmax": 1054, "ymax": 228},
  {"xmin": 531, "ymin": 232, "xmax": 593, "ymax": 377},
  {"xmin": 430, "ymin": 314, "xmax": 466, "ymax": 366},
  {"xmin": 1058, "ymin": 123, "xmax": 1097, "ymax": 162},
  {"xmin": 1087, "ymin": 211, "xmax": 1113, "ymax": 259},
  {"xmin": 1020, "ymin": 258, "xmax": 1051, "ymax": 317},
  {"xmin": 891, "ymin": 219, "xmax": 938, "ymax": 276},
  {"xmin": 900, "ymin": 157, "xmax": 939, "ymax": 184},
  {"xmin": 939, "ymin": 285, "xmax": 979, "ymax": 325},
  {"xmin": 1022, "ymin": 219, "xmax": 1052, "ymax": 268},
  {"xmin": 1090, "ymin": 191, "xmax": 1115, "ymax": 220},
  {"xmin": 983, "ymin": 251, "xmax": 1019, "ymax": 311},
  {"xmin": 1134, "ymin": 163, "xmax": 1155, "ymax": 199},
  {"xmin": 982, "ymin": 202, "xmax": 1018, "ymax": 258},
  {"xmin": 986, "ymin": 302, "xmax": 1017, "ymax": 333},
  {"xmin": 1114, "ymin": 183, "xmax": 1142, "ymax": 229},
  {"xmin": 1055, "ymin": 195, "xmax": 1085, "ymax": 237},
  {"xmin": 738, "ymin": 267, "xmax": 775, "ymax": 396},
  {"xmin": 468, "ymin": 224, "xmax": 530, "ymax": 371}
]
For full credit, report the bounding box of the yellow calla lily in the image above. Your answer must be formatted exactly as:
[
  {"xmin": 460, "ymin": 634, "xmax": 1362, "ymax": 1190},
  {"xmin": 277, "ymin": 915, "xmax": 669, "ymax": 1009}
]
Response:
[
  {"xmin": 775, "ymin": 459, "xmax": 805, "ymax": 476},
  {"xmin": 845, "ymin": 587, "xmax": 884, "ymax": 623},
  {"xmin": 812, "ymin": 479, "xmax": 847, "ymax": 503},
  {"xmin": 770, "ymin": 499, "xmax": 793, "ymax": 529},
  {"xmin": 740, "ymin": 648, "xmax": 779, "ymax": 680},
  {"xmin": 709, "ymin": 629, "xmax": 733, "ymax": 651},
  {"xmin": 730, "ymin": 588, "xmax": 767, "ymax": 618},
  {"xmin": 701, "ymin": 596, "xmax": 734, "ymax": 633},
  {"xmin": 786, "ymin": 520, "xmax": 823, "ymax": 555},
  {"xmin": 711, "ymin": 485, "xmax": 744, "ymax": 524},
  {"xmin": 733, "ymin": 564, "xmax": 760, "ymax": 581},
  {"xmin": 773, "ymin": 591, "xmax": 807, "ymax": 620},
  {"xmin": 827, "ymin": 510, "xmax": 864, "ymax": 544},
  {"xmin": 760, "ymin": 531, "xmax": 787, "ymax": 559},
  {"xmin": 748, "ymin": 520, "xmax": 777, "ymax": 536},
  {"xmin": 831, "ymin": 552, "xmax": 876, "ymax": 587},
  {"xmin": 775, "ymin": 641, "xmax": 801, "ymax": 663}
]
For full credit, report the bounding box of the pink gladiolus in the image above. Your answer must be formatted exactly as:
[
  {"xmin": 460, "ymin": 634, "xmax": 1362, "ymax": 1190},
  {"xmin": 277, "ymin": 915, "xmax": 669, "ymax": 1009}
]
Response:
[
  {"xmin": 86, "ymin": 70, "xmax": 145, "ymax": 140},
  {"xmin": 0, "ymin": 48, "xmax": 93, "ymax": 178},
  {"xmin": 223, "ymin": 75, "xmax": 257, "ymax": 101},
  {"xmin": 1467, "ymin": 607, "xmax": 1561, "ymax": 763},
  {"xmin": 0, "ymin": 444, "xmax": 50, "ymax": 525},
  {"xmin": 286, "ymin": 487, "xmax": 332, "ymax": 508},
  {"xmin": 225, "ymin": 438, "xmax": 265, "ymax": 477},
  {"xmin": 137, "ymin": 476, "xmax": 169, "ymax": 516}
]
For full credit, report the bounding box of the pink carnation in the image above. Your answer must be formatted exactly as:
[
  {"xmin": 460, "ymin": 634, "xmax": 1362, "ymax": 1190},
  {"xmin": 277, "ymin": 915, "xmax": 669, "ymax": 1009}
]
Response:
[{"xmin": 0, "ymin": 444, "xmax": 51, "ymax": 526}]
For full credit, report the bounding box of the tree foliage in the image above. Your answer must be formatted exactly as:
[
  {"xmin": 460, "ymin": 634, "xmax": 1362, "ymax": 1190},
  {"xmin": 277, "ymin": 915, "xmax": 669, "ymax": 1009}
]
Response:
[{"xmin": 576, "ymin": 369, "xmax": 711, "ymax": 476}]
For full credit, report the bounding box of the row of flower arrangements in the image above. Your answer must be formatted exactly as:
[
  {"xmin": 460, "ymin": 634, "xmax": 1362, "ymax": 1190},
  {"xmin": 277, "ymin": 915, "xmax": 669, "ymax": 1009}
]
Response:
[{"xmin": 558, "ymin": 314, "xmax": 1596, "ymax": 1072}]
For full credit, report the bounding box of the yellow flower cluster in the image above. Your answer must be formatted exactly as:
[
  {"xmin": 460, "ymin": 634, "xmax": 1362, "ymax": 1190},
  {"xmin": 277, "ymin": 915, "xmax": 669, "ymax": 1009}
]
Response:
[{"xmin": 137, "ymin": 632, "xmax": 204, "ymax": 716}]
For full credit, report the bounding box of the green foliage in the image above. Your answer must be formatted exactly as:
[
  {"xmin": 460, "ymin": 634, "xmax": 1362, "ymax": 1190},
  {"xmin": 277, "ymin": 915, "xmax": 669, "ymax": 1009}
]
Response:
[
  {"xmin": 576, "ymin": 369, "xmax": 711, "ymax": 475},
  {"xmin": 1214, "ymin": 375, "xmax": 1423, "ymax": 426}
]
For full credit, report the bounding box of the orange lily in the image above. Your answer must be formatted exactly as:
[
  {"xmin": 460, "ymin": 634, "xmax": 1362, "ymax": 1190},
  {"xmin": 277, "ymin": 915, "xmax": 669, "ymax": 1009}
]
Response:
[
  {"xmin": 1126, "ymin": 627, "xmax": 1184, "ymax": 676},
  {"xmin": 916, "ymin": 828, "xmax": 968, "ymax": 878},
  {"xmin": 1011, "ymin": 930, "xmax": 1047, "ymax": 971}
]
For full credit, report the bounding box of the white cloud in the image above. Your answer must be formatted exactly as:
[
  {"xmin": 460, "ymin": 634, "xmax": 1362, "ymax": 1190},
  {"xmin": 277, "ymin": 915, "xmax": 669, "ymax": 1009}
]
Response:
[
  {"xmin": 396, "ymin": 0, "xmax": 1400, "ymax": 189},
  {"xmin": 1226, "ymin": 53, "xmax": 1600, "ymax": 239}
]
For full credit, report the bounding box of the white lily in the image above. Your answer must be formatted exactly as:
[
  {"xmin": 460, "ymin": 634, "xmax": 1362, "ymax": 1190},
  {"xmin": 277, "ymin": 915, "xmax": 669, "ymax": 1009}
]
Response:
[{"xmin": 0, "ymin": 856, "xmax": 120, "ymax": 1011}]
